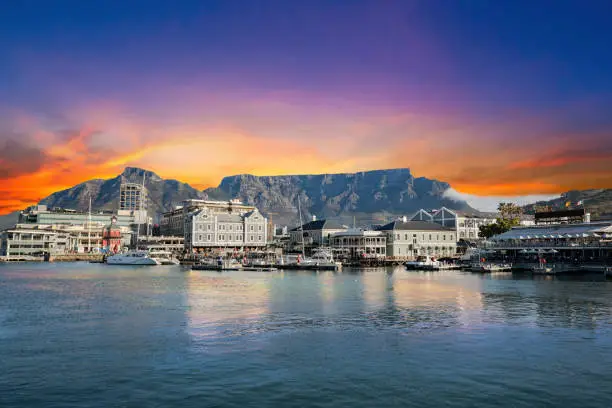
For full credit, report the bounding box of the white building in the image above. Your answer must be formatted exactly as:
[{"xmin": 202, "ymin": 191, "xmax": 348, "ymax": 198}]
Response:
[
  {"xmin": 378, "ymin": 220, "xmax": 456, "ymax": 258},
  {"xmin": 330, "ymin": 229, "xmax": 387, "ymax": 259},
  {"xmin": 184, "ymin": 206, "xmax": 267, "ymax": 251},
  {"xmin": 160, "ymin": 199, "xmax": 262, "ymax": 237},
  {"xmin": 289, "ymin": 218, "xmax": 347, "ymax": 247},
  {"xmin": 411, "ymin": 207, "xmax": 496, "ymax": 242},
  {"xmin": 0, "ymin": 223, "xmax": 132, "ymax": 259}
]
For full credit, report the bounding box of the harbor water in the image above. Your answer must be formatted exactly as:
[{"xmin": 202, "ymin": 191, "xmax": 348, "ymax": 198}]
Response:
[{"xmin": 1, "ymin": 263, "xmax": 611, "ymax": 407}]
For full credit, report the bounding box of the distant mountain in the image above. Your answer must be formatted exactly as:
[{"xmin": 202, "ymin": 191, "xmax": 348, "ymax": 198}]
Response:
[
  {"xmin": 0, "ymin": 211, "xmax": 19, "ymax": 230},
  {"xmin": 523, "ymin": 189, "xmax": 612, "ymax": 219},
  {"xmin": 36, "ymin": 167, "xmax": 476, "ymax": 226},
  {"xmin": 204, "ymin": 169, "xmax": 475, "ymax": 225},
  {"xmin": 39, "ymin": 167, "xmax": 206, "ymax": 220}
]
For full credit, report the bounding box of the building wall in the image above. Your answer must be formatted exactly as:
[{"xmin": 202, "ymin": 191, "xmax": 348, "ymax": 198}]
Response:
[
  {"xmin": 330, "ymin": 232, "xmax": 387, "ymax": 258},
  {"xmin": 184, "ymin": 209, "xmax": 267, "ymax": 250},
  {"xmin": 384, "ymin": 229, "xmax": 456, "ymax": 258}
]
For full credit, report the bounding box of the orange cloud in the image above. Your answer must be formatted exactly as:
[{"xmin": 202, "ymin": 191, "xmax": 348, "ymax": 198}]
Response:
[{"xmin": 1, "ymin": 99, "xmax": 611, "ymax": 214}]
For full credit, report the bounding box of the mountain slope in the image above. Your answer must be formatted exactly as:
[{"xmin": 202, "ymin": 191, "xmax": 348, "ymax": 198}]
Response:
[
  {"xmin": 39, "ymin": 167, "xmax": 206, "ymax": 220},
  {"xmin": 523, "ymin": 189, "xmax": 612, "ymax": 219},
  {"xmin": 36, "ymin": 167, "xmax": 475, "ymax": 226},
  {"xmin": 204, "ymin": 169, "xmax": 475, "ymax": 225}
]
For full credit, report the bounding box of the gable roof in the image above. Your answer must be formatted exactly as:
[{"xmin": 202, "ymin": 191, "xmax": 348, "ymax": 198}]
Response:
[
  {"xmin": 290, "ymin": 219, "xmax": 345, "ymax": 232},
  {"xmin": 377, "ymin": 220, "xmax": 454, "ymax": 232}
]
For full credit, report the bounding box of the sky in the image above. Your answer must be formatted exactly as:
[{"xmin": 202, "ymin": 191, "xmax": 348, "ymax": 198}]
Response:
[{"xmin": 1, "ymin": 0, "xmax": 611, "ymax": 213}]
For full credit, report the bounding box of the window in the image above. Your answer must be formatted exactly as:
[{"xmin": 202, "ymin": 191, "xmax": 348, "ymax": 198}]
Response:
[
  {"xmin": 396, "ymin": 234, "xmax": 400, "ymax": 240},
  {"xmin": 443, "ymin": 235, "xmax": 446, "ymax": 241},
  {"xmin": 258, "ymin": 225, "xmax": 262, "ymax": 231},
  {"xmin": 207, "ymin": 225, "xmax": 211, "ymax": 230},
  {"xmin": 198, "ymin": 235, "xmax": 202, "ymax": 241},
  {"xmin": 404, "ymin": 234, "xmax": 408, "ymax": 240},
  {"xmin": 413, "ymin": 234, "xmax": 416, "ymax": 238},
  {"xmin": 258, "ymin": 235, "xmax": 262, "ymax": 241},
  {"xmin": 220, "ymin": 235, "xmax": 224, "ymax": 241},
  {"xmin": 229, "ymin": 225, "xmax": 233, "ymax": 231},
  {"xmin": 250, "ymin": 225, "xmax": 254, "ymax": 231},
  {"xmin": 207, "ymin": 234, "xmax": 211, "ymax": 240},
  {"xmin": 436, "ymin": 234, "xmax": 439, "ymax": 241}
]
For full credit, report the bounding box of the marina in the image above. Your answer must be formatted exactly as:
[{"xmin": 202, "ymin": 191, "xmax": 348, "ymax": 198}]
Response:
[{"xmin": 1, "ymin": 262, "xmax": 611, "ymax": 408}]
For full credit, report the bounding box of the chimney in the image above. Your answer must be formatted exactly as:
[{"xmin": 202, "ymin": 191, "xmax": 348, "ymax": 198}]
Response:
[{"xmin": 312, "ymin": 215, "xmax": 317, "ymax": 221}]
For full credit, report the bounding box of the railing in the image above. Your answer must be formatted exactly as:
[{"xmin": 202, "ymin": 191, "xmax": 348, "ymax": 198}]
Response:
[{"xmin": 490, "ymin": 241, "xmax": 612, "ymax": 249}]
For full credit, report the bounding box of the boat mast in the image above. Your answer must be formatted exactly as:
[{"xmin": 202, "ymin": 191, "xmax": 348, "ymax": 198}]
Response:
[
  {"xmin": 297, "ymin": 196, "xmax": 305, "ymax": 258},
  {"xmin": 88, "ymin": 195, "xmax": 92, "ymax": 252}
]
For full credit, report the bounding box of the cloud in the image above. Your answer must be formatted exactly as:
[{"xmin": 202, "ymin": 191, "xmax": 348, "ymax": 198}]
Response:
[
  {"xmin": 443, "ymin": 188, "xmax": 560, "ymax": 212},
  {"xmin": 0, "ymin": 138, "xmax": 53, "ymax": 179}
]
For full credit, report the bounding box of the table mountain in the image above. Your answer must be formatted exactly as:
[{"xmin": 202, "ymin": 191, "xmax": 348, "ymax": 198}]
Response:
[
  {"xmin": 203, "ymin": 168, "xmax": 475, "ymax": 225},
  {"xmin": 37, "ymin": 167, "xmax": 475, "ymax": 226}
]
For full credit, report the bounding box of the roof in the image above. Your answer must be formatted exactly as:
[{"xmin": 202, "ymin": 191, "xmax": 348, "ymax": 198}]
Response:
[
  {"xmin": 377, "ymin": 220, "xmax": 455, "ymax": 231},
  {"xmin": 290, "ymin": 219, "xmax": 345, "ymax": 232},
  {"xmin": 492, "ymin": 221, "xmax": 612, "ymax": 240},
  {"xmin": 331, "ymin": 229, "xmax": 385, "ymax": 237}
]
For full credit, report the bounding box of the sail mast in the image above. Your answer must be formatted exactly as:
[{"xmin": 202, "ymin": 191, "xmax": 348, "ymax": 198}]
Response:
[
  {"xmin": 297, "ymin": 196, "xmax": 305, "ymax": 258},
  {"xmin": 88, "ymin": 195, "xmax": 92, "ymax": 252}
]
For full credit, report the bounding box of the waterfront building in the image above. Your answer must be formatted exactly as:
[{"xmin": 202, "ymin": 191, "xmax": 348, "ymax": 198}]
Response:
[
  {"xmin": 489, "ymin": 221, "xmax": 612, "ymax": 263},
  {"xmin": 534, "ymin": 208, "xmax": 588, "ymax": 225},
  {"xmin": 119, "ymin": 181, "xmax": 148, "ymax": 224},
  {"xmin": 184, "ymin": 205, "xmax": 267, "ymax": 251},
  {"xmin": 411, "ymin": 207, "xmax": 495, "ymax": 242},
  {"xmin": 160, "ymin": 199, "xmax": 259, "ymax": 236},
  {"xmin": 378, "ymin": 220, "xmax": 456, "ymax": 258},
  {"xmin": 330, "ymin": 229, "xmax": 387, "ymax": 259},
  {"xmin": 137, "ymin": 235, "xmax": 184, "ymax": 254},
  {"xmin": 0, "ymin": 222, "xmax": 132, "ymax": 259},
  {"xmin": 289, "ymin": 218, "xmax": 347, "ymax": 247},
  {"xmin": 20, "ymin": 205, "xmax": 135, "ymax": 228}
]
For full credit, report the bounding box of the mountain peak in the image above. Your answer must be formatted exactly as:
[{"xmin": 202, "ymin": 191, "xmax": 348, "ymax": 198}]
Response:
[{"xmin": 120, "ymin": 167, "xmax": 162, "ymax": 182}]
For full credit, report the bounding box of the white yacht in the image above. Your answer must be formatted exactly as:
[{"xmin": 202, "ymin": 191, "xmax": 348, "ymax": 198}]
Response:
[
  {"xmin": 406, "ymin": 256, "xmax": 440, "ymax": 270},
  {"xmin": 149, "ymin": 250, "xmax": 180, "ymax": 265},
  {"xmin": 106, "ymin": 250, "xmax": 161, "ymax": 265}
]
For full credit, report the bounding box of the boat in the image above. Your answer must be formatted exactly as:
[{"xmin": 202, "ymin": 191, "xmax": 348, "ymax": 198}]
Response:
[
  {"xmin": 106, "ymin": 250, "xmax": 161, "ymax": 265},
  {"xmin": 192, "ymin": 256, "xmax": 243, "ymax": 271},
  {"xmin": 405, "ymin": 256, "xmax": 440, "ymax": 270},
  {"xmin": 470, "ymin": 262, "xmax": 512, "ymax": 273},
  {"xmin": 149, "ymin": 250, "xmax": 180, "ymax": 265}
]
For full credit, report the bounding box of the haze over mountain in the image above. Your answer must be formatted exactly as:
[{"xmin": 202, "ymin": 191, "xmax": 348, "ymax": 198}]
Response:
[{"xmin": 38, "ymin": 167, "xmax": 475, "ymax": 226}]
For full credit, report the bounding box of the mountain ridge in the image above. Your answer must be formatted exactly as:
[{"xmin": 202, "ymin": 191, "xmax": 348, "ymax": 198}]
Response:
[{"xmin": 36, "ymin": 167, "xmax": 476, "ymax": 226}]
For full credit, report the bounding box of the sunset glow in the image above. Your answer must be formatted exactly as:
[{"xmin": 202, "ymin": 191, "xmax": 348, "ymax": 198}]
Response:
[{"xmin": 1, "ymin": 1, "xmax": 611, "ymax": 212}]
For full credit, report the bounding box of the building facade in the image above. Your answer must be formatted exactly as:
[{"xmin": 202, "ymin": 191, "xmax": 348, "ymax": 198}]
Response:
[
  {"xmin": 330, "ymin": 229, "xmax": 387, "ymax": 259},
  {"xmin": 411, "ymin": 207, "xmax": 495, "ymax": 242},
  {"xmin": 0, "ymin": 222, "xmax": 132, "ymax": 259},
  {"xmin": 289, "ymin": 219, "xmax": 347, "ymax": 247},
  {"xmin": 137, "ymin": 235, "xmax": 185, "ymax": 254},
  {"xmin": 20, "ymin": 205, "xmax": 135, "ymax": 228},
  {"xmin": 378, "ymin": 220, "xmax": 456, "ymax": 258},
  {"xmin": 160, "ymin": 199, "xmax": 261, "ymax": 237},
  {"xmin": 184, "ymin": 206, "xmax": 267, "ymax": 251}
]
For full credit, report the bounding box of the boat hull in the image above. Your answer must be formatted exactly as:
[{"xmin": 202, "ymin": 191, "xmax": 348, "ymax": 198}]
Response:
[{"xmin": 106, "ymin": 256, "xmax": 160, "ymax": 266}]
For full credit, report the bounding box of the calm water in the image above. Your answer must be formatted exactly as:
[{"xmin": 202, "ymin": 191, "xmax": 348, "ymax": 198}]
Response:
[{"xmin": 1, "ymin": 263, "xmax": 611, "ymax": 407}]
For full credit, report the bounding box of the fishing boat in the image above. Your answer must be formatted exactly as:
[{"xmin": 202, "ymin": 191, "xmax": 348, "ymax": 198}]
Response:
[{"xmin": 106, "ymin": 250, "xmax": 161, "ymax": 265}]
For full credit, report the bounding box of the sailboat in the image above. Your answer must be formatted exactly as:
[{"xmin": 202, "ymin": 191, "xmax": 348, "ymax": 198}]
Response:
[
  {"xmin": 106, "ymin": 172, "xmax": 160, "ymax": 266},
  {"xmin": 288, "ymin": 198, "xmax": 341, "ymax": 271}
]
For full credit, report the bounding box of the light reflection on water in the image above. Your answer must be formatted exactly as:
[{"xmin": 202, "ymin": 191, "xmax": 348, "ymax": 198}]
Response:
[{"xmin": 1, "ymin": 263, "xmax": 612, "ymax": 407}]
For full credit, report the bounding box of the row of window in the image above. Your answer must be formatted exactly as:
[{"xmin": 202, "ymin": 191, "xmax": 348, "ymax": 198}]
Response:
[
  {"xmin": 394, "ymin": 233, "xmax": 455, "ymax": 241},
  {"xmin": 195, "ymin": 223, "xmax": 263, "ymax": 232},
  {"xmin": 194, "ymin": 234, "xmax": 264, "ymax": 242}
]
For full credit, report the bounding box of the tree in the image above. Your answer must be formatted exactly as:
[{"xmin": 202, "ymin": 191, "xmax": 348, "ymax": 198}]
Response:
[{"xmin": 478, "ymin": 202, "xmax": 523, "ymax": 239}]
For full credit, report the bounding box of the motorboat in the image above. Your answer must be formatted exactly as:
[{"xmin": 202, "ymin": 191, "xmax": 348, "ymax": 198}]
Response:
[
  {"xmin": 405, "ymin": 256, "xmax": 440, "ymax": 270},
  {"xmin": 106, "ymin": 250, "xmax": 161, "ymax": 266},
  {"xmin": 149, "ymin": 250, "xmax": 180, "ymax": 265},
  {"xmin": 470, "ymin": 262, "xmax": 512, "ymax": 273}
]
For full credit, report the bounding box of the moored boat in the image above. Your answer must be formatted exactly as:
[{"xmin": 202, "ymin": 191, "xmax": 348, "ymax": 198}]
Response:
[{"xmin": 106, "ymin": 250, "xmax": 161, "ymax": 265}]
